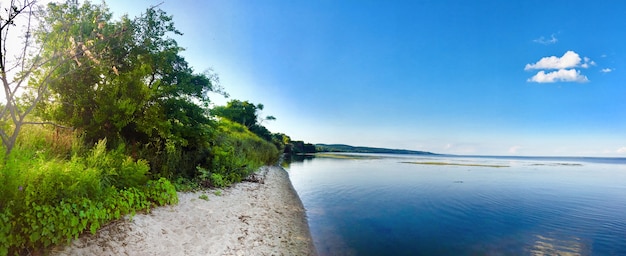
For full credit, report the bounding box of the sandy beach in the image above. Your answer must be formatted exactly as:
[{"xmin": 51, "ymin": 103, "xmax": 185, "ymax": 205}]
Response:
[{"xmin": 51, "ymin": 166, "xmax": 317, "ymax": 256}]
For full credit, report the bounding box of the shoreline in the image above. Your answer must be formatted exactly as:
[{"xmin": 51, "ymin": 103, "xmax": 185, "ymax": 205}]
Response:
[{"xmin": 51, "ymin": 166, "xmax": 317, "ymax": 255}]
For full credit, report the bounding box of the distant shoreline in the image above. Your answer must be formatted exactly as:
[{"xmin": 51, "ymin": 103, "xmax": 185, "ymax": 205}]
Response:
[
  {"xmin": 52, "ymin": 166, "xmax": 317, "ymax": 255},
  {"xmin": 308, "ymin": 151, "xmax": 626, "ymax": 165},
  {"xmin": 315, "ymin": 144, "xmax": 437, "ymax": 155}
]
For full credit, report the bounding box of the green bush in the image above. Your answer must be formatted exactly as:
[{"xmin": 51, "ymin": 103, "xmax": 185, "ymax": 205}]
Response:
[
  {"xmin": 0, "ymin": 128, "xmax": 178, "ymax": 255},
  {"xmin": 86, "ymin": 140, "xmax": 149, "ymax": 190},
  {"xmin": 144, "ymin": 178, "xmax": 179, "ymax": 206}
]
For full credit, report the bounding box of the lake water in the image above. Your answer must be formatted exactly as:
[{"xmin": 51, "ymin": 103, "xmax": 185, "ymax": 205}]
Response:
[{"xmin": 285, "ymin": 154, "xmax": 626, "ymax": 255}]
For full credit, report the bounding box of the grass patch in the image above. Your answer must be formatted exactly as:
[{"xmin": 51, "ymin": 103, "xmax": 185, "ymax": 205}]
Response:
[{"xmin": 401, "ymin": 161, "xmax": 509, "ymax": 168}]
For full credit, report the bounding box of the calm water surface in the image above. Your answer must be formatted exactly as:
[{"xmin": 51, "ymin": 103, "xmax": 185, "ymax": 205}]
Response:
[{"xmin": 285, "ymin": 154, "xmax": 626, "ymax": 255}]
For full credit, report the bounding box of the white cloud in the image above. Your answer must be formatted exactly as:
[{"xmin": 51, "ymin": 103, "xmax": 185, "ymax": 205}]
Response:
[
  {"xmin": 525, "ymin": 51, "xmax": 584, "ymax": 70},
  {"xmin": 527, "ymin": 69, "xmax": 589, "ymax": 83},
  {"xmin": 617, "ymin": 147, "xmax": 626, "ymax": 154},
  {"xmin": 601, "ymin": 68, "xmax": 613, "ymax": 73},
  {"xmin": 525, "ymin": 51, "xmax": 596, "ymax": 83},
  {"xmin": 533, "ymin": 34, "xmax": 558, "ymax": 45}
]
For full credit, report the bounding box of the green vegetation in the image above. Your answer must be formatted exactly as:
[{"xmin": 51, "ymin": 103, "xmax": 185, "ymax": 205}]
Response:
[
  {"xmin": 0, "ymin": 1, "xmax": 297, "ymax": 254},
  {"xmin": 212, "ymin": 100, "xmax": 275, "ymax": 141},
  {"xmin": 401, "ymin": 162, "xmax": 509, "ymax": 168},
  {"xmin": 208, "ymin": 119, "xmax": 280, "ymax": 186},
  {"xmin": 0, "ymin": 126, "xmax": 178, "ymax": 255},
  {"xmin": 212, "ymin": 99, "xmax": 317, "ymax": 159},
  {"xmin": 36, "ymin": 1, "xmax": 223, "ymax": 180}
]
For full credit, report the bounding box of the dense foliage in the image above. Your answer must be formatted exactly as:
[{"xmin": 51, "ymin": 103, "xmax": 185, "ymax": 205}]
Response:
[{"xmin": 0, "ymin": 0, "xmax": 297, "ymax": 254}]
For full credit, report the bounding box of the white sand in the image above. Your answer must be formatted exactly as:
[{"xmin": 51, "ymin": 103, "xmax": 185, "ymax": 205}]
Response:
[{"xmin": 51, "ymin": 166, "xmax": 317, "ymax": 256}]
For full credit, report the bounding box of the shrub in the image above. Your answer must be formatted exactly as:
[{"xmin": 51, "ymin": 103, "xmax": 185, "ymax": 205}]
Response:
[
  {"xmin": 87, "ymin": 140, "xmax": 149, "ymax": 190},
  {"xmin": 144, "ymin": 178, "xmax": 178, "ymax": 206},
  {"xmin": 0, "ymin": 127, "xmax": 178, "ymax": 254}
]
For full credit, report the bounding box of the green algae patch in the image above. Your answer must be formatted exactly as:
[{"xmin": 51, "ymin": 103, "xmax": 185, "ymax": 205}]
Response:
[
  {"xmin": 315, "ymin": 153, "xmax": 382, "ymax": 160},
  {"xmin": 401, "ymin": 161, "xmax": 509, "ymax": 168},
  {"xmin": 530, "ymin": 163, "xmax": 583, "ymax": 166}
]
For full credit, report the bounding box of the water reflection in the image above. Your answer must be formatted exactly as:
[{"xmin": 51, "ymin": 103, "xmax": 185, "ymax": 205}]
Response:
[
  {"xmin": 529, "ymin": 234, "xmax": 588, "ymax": 256},
  {"xmin": 281, "ymin": 153, "xmax": 315, "ymax": 168}
]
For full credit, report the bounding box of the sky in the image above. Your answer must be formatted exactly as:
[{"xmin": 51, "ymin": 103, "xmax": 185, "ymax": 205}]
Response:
[{"xmin": 98, "ymin": 1, "xmax": 626, "ymax": 156}]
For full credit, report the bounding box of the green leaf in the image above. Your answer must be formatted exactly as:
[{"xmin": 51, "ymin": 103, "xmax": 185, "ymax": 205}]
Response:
[{"xmin": 29, "ymin": 232, "xmax": 40, "ymax": 243}]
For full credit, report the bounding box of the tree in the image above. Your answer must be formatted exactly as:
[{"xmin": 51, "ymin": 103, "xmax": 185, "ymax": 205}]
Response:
[
  {"xmin": 0, "ymin": 0, "xmax": 134, "ymax": 156},
  {"xmin": 41, "ymin": 2, "xmax": 212, "ymax": 141},
  {"xmin": 0, "ymin": 0, "xmax": 64, "ymax": 156},
  {"xmin": 39, "ymin": 1, "xmax": 223, "ymax": 177},
  {"xmin": 36, "ymin": 1, "xmax": 138, "ymax": 144}
]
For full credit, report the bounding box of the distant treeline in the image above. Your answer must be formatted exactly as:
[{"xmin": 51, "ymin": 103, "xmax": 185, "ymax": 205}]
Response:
[
  {"xmin": 316, "ymin": 144, "xmax": 436, "ymax": 155},
  {"xmin": 285, "ymin": 141, "xmax": 317, "ymax": 154}
]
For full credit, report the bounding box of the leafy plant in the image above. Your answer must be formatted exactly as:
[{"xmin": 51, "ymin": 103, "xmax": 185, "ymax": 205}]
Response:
[{"xmin": 0, "ymin": 128, "xmax": 178, "ymax": 254}]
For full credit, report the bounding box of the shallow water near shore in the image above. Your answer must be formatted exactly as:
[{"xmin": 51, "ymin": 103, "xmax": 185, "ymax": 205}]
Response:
[{"xmin": 286, "ymin": 154, "xmax": 626, "ymax": 255}]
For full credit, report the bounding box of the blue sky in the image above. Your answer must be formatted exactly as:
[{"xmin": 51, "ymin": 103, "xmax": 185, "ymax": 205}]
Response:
[{"xmin": 105, "ymin": 0, "xmax": 626, "ymax": 157}]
